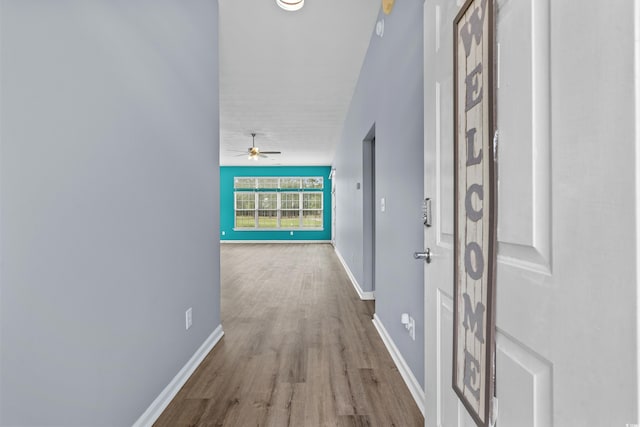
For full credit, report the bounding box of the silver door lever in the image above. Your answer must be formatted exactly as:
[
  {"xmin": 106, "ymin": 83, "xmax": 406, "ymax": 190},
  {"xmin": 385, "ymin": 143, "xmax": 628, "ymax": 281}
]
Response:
[{"xmin": 414, "ymin": 249, "xmax": 432, "ymax": 263}]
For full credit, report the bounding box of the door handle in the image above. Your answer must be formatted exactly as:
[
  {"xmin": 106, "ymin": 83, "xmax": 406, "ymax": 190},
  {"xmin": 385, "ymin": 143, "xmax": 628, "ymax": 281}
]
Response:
[{"xmin": 414, "ymin": 249, "xmax": 432, "ymax": 264}]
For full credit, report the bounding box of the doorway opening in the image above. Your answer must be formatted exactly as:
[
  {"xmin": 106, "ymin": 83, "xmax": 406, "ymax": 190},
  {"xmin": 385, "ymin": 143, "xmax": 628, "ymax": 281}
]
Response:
[
  {"xmin": 331, "ymin": 168, "xmax": 337, "ymax": 246},
  {"xmin": 363, "ymin": 125, "xmax": 376, "ymax": 296}
]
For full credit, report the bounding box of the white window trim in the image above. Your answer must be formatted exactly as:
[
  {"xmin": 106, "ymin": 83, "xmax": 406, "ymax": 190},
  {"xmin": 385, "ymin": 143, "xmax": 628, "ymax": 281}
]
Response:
[{"xmin": 233, "ymin": 189, "xmax": 324, "ymax": 231}]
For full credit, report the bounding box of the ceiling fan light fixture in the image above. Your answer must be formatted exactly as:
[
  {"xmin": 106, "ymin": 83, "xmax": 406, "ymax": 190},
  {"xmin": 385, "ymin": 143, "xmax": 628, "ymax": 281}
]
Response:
[
  {"xmin": 276, "ymin": 0, "xmax": 304, "ymax": 11},
  {"xmin": 244, "ymin": 132, "xmax": 281, "ymax": 161}
]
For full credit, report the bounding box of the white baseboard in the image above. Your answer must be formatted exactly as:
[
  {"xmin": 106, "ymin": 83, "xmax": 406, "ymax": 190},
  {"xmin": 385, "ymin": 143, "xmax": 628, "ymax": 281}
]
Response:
[
  {"xmin": 132, "ymin": 325, "xmax": 225, "ymax": 427},
  {"xmin": 372, "ymin": 314, "xmax": 425, "ymax": 416},
  {"xmin": 334, "ymin": 248, "xmax": 375, "ymax": 300},
  {"xmin": 221, "ymin": 240, "xmax": 331, "ymax": 244}
]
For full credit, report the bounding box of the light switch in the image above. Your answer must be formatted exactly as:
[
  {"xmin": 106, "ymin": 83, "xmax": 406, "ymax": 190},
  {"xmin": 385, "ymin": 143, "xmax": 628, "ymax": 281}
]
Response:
[{"xmin": 185, "ymin": 308, "xmax": 193, "ymax": 330}]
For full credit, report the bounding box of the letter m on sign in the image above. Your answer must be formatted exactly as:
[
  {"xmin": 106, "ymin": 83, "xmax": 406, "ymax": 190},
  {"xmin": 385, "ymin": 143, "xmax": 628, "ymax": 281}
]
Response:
[{"xmin": 462, "ymin": 293, "xmax": 485, "ymax": 343}]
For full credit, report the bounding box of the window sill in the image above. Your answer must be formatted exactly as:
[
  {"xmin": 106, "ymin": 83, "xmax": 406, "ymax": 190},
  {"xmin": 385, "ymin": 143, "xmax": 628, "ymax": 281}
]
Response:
[{"xmin": 232, "ymin": 228, "xmax": 324, "ymax": 232}]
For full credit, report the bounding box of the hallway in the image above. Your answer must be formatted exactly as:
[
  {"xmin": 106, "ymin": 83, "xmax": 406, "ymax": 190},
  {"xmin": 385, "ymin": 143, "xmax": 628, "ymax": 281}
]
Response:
[{"xmin": 154, "ymin": 244, "xmax": 423, "ymax": 426}]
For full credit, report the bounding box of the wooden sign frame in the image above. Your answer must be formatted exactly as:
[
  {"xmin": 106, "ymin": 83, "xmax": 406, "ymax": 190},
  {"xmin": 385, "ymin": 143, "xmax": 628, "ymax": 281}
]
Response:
[{"xmin": 452, "ymin": 0, "xmax": 497, "ymax": 426}]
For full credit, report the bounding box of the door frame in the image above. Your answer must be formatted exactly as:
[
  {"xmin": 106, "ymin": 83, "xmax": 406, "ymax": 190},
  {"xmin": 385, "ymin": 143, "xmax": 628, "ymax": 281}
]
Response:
[{"xmin": 363, "ymin": 124, "xmax": 376, "ymax": 295}]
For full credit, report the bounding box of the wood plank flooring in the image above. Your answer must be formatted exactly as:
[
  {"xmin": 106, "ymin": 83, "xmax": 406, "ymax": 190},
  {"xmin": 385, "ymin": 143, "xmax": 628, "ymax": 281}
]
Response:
[{"xmin": 154, "ymin": 243, "xmax": 423, "ymax": 427}]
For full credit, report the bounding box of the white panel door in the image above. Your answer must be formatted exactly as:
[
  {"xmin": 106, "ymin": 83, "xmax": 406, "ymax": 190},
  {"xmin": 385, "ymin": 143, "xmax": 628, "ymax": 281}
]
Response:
[{"xmin": 423, "ymin": 1, "xmax": 639, "ymax": 426}]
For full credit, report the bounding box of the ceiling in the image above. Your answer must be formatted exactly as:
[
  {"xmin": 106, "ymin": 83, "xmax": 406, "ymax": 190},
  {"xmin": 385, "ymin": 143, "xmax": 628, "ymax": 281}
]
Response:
[{"xmin": 219, "ymin": 0, "xmax": 381, "ymax": 166}]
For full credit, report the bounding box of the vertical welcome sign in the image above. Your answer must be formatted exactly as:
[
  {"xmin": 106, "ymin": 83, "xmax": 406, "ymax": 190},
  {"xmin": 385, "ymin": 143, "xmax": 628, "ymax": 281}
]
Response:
[{"xmin": 452, "ymin": 0, "xmax": 496, "ymax": 426}]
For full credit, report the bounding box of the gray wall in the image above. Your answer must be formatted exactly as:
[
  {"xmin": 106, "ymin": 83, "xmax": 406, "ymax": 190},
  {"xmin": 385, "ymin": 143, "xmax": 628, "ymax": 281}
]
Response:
[
  {"xmin": 0, "ymin": 1, "xmax": 220, "ymax": 425},
  {"xmin": 333, "ymin": 0, "xmax": 425, "ymax": 388}
]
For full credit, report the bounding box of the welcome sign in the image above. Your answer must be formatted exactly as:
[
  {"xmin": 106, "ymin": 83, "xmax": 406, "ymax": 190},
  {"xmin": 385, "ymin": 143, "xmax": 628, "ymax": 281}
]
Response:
[{"xmin": 452, "ymin": 0, "xmax": 497, "ymax": 426}]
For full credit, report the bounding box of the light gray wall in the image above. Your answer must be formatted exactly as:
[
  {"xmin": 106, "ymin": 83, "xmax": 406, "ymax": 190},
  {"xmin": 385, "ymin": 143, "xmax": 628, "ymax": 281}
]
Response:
[
  {"xmin": 0, "ymin": 1, "xmax": 220, "ymax": 425},
  {"xmin": 334, "ymin": 0, "xmax": 425, "ymax": 388}
]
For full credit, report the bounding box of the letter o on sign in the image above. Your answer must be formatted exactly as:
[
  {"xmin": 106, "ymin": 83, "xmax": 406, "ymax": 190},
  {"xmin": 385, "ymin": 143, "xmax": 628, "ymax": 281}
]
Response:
[
  {"xmin": 465, "ymin": 241, "xmax": 484, "ymax": 280},
  {"xmin": 465, "ymin": 184, "xmax": 483, "ymax": 222}
]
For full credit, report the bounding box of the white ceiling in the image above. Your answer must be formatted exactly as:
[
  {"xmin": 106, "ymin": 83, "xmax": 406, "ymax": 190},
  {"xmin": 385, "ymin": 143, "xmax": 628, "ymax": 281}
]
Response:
[{"xmin": 219, "ymin": 0, "xmax": 381, "ymax": 166}]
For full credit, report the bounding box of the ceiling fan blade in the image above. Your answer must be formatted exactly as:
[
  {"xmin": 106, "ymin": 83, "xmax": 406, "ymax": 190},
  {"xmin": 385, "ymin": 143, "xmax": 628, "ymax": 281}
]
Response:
[{"xmin": 260, "ymin": 151, "xmax": 281, "ymax": 154}]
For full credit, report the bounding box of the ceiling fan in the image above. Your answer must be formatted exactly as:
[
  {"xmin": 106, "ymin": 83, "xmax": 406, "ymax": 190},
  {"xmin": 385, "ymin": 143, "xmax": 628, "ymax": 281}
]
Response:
[{"xmin": 245, "ymin": 133, "xmax": 282, "ymax": 160}]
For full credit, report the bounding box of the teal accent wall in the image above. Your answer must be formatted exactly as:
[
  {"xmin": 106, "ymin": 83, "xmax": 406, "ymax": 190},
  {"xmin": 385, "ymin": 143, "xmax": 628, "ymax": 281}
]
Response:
[{"xmin": 220, "ymin": 166, "xmax": 332, "ymax": 241}]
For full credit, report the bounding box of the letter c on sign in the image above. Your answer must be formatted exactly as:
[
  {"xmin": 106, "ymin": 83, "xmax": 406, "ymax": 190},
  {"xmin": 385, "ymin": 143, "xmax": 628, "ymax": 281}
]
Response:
[{"xmin": 465, "ymin": 184, "xmax": 483, "ymax": 222}]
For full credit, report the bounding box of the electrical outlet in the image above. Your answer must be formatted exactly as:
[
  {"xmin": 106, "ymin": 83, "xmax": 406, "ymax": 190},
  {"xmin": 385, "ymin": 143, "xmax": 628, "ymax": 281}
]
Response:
[
  {"xmin": 401, "ymin": 312, "xmax": 415, "ymax": 340},
  {"xmin": 185, "ymin": 307, "xmax": 192, "ymax": 330},
  {"xmin": 221, "ymin": 231, "xmax": 226, "ymax": 236}
]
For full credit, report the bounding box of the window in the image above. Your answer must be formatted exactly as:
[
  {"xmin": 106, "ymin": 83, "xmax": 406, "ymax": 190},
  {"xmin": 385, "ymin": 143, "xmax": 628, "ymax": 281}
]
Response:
[
  {"xmin": 234, "ymin": 177, "xmax": 255, "ymax": 189},
  {"xmin": 233, "ymin": 176, "xmax": 324, "ymax": 230},
  {"xmin": 257, "ymin": 178, "xmax": 279, "ymax": 189},
  {"xmin": 302, "ymin": 177, "xmax": 323, "ymax": 189},
  {"xmin": 280, "ymin": 177, "xmax": 301, "ymax": 189},
  {"xmin": 257, "ymin": 193, "xmax": 277, "ymax": 228},
  {"xmin": 280, "ymin": 193, "xmax": 300, "ymax": 228},
  {"xmin": 302, "ymin": 193, "xmax": 322, "ymax": 227},
  {"xmin": 234, "ymin": 193, "xmax": 255, "ymax": 228}
]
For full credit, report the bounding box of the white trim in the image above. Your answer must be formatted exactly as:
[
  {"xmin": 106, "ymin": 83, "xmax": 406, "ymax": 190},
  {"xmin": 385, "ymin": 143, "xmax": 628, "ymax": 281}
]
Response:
[
  {"xmin": 132, "ymin": 325, "xmax": 224, "ymax": 427},
  {"xmin": 221, "ymin": 240, "xmax": 331, "ymax": 244},
  {"xmin": 233, "ymin": 182, "xmax": 324, "ymax": 230},
  {"xmin": 232, "ymin": 228, "xmax": 324, "ymax": 232},
  {"xmin": 334, "ymin": 248, "xmax": 375, "ymax": 300},
  {"xmin": 635, "ymin": 0, "xmax": 640, "ymax": 421},
  {"xmin": 372, "ymin": 314, "xmax": 425, "ymax": 416}
]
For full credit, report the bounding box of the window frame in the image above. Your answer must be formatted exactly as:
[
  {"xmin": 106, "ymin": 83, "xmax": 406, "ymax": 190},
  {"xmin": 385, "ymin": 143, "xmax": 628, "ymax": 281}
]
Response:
[{"xmin": 233, "ymin": 176, "xmax": 324, "ymax": 231}]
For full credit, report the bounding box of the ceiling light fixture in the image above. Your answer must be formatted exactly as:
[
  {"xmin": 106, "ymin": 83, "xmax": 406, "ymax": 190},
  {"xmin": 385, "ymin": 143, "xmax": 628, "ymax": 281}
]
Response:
[
  {"xmin": 245, "ymin": 133, "xmax": 282, "ymax": 161},
  {"xmin": 276, "ymin": 0, "xmax": 304, "ymax": 11}
]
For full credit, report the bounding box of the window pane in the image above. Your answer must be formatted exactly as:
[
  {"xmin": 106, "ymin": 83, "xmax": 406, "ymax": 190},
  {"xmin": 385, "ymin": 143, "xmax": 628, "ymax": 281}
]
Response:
[
  {"xmin": 302, "ymin": 177, "xmax": 323, "ymax": 189},
  {"xmin": 256, "ymin": 178, "xmax": 278, "ymax": 189},
  {"xmin": 257, "ymin": 210, "xmax": 278, "ymax": 228},
  {"xmin": 281, "ymin": 193, "xmax": 299, "ymax": 209},
  {"xmin": 258, "ymin": 193, "xmax": 276, "ymax": 209},
  {"xmin": 302, "ymin": 210, "xmax": 322, "ymax": 227},
  {"xmin": 303, "ymin": 193, "xmax": 322, "ymax": 209},
  {"xmin": 234, "ymin": 178, "xmax": 255, "ymax": 189},
  {"xmin": 280, "ymin": 178, "xmax": 301, "ymax": 189},
  {"xmin": 280, "ymin": 210, "xmax": 300, "ymax": 228},
  {"xmin": 235, "ymin": 210, "xmax": 255, "ymax": 227},
  {"xmin": 235, "ymin": 193, "xmax": 255, "ymax": 210}
]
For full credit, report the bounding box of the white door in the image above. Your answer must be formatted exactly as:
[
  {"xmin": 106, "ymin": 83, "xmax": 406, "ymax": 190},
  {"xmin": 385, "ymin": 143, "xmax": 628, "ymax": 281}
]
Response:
[{"xmin": 423, "ymin": 1, "xmax": 639, "ymax": 426}]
